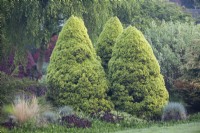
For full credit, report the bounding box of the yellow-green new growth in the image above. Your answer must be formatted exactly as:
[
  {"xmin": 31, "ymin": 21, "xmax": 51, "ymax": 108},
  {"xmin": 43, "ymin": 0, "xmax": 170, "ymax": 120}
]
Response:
[
  {"xmin": 108, "ymin": 26, "xmax": 169, "ymax": 119},
  {"xmin": 96, "ymin": 17, "xmax": 123, "ymax": 73},
  {"xmin": 47, "ymin": 16, "xmax": 113, "ymax": 113}
]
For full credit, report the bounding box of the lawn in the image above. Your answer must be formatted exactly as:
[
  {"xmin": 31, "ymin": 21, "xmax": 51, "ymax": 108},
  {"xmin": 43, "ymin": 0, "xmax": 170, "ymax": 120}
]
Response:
[{"xmin": 116, "ymin": 122, "xmax": 200, "ymax": 133}]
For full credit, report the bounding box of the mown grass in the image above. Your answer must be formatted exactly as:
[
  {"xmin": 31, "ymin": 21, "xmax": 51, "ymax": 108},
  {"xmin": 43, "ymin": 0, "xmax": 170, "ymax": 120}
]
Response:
[
  {"xmin": 1, "ymin": 121, "xmax": 200, "ymax": 133},
  {"xmin": 116, "ymin": 122, "xmax": 200, "ymax": 133}
]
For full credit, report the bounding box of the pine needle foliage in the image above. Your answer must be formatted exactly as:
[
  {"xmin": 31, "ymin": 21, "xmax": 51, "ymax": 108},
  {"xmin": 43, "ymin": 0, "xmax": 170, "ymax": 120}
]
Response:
[
  {"xmin": 47, "ymin": 16, "xmax": 113, "ymax": 113},
  {"xmin": 108, "ymin": 26, "xmax": 169, "ymax": 119}
]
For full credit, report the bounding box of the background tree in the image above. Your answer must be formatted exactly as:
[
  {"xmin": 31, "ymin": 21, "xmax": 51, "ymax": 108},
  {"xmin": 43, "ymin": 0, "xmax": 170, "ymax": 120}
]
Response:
[
  {"xmin": 96, "ymin": 17, "xmax": 123, "ymax": 73},
  {"xmin": 47, "ymin": 16, "xmax": 113, "ymax": 113},
  {"xmin": 111, "ymin": 0, "xmax": 192, "ymax": 31},
  {"xmin": 184, "ymin": 39, "xmax": 200, "ymax": 78},
  {"xmin": 144, "ymin": 21, "xmax": 200, "ymax": 88},
  {"xmin": 108, "ymin": 26, "xmax": 169, "ymax": 119},
  {"xmin": 0, "ymin": 0, "xmax": 112, "ymax": 66}
]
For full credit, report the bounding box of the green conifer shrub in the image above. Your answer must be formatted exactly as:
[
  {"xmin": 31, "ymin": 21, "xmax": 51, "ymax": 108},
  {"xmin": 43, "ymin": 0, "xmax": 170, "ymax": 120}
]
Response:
[
  {"xmin": 96, "ymin": 17, "xmax": 123, "ymax": 73},
  {"xmin": 108, "ymin": 26, "xmax": 169, "ymax": 119},
  {"xmin": 47, "ymin": 16, "xmax": 113, "ymax": 113}
]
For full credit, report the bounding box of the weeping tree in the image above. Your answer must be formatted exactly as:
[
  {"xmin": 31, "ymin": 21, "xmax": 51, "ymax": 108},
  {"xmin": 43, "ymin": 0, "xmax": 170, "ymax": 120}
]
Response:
[
  {"xmin": 47, "ymin": 16, "xmax": 113, "ymax": 113},
  {"xmin": 0, "ymin": 0, "xmax": 112, "ymax": 71},
  {"xmin": 0, "ymin": 0, "xmax": 63, "ymax": 73},
  {"xmin": 96, "ymin": 17, "xmax": 123, "ymax": 73},
  {"xmin": 82, "ymin": 0, "xmax": 112, "ymax": 42},
  {"xmin": 108, "ymin": 26, "xmax": 169, "ymax": 119}
]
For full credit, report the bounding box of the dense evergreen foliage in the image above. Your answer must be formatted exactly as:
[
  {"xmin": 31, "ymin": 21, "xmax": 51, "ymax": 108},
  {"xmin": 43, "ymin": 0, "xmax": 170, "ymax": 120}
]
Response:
[
  {"xmin": 108, "ymin": 26, "xmax": 169, "ymax": 119},
  {"xmin": 47, "ymin": 16, "xmax": 113, "ymax": 113},
  {"xmin": 96, "ymin": 17, "xmax": 123, "ymax": 73}
]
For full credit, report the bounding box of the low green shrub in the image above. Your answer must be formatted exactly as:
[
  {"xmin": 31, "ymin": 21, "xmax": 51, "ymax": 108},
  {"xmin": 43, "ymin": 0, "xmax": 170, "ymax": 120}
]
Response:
[
  {"xmin": 188, "ymin": 112, "xmax": 200, "ymax": 122},
  {"xmin": 0, "ymin": 126, "xmax": 9, "ymax": 132},
  {"xmin": 0, "ymin": 72, "xmax": 17, "ymax": 106},
  {"xmin": 162, "ymin": 102, "xmax": 187, "ymax": 121},
  {"xmin": 0, "ymin": 72, "xmax": 47, "ymax": 107}
]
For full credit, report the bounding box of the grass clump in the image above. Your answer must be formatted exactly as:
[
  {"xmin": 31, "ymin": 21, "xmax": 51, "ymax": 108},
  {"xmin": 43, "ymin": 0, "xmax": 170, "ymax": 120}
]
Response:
[
  {"xmin": 162, "ymin": 102, "xmax": 187, "ymax": 121},
  {"xmin": 11, "ymin": 96, "xmax": 40, "ymax": 124},
  {"xmin": 39, "ymin": 111, "xmax": 57, "ymax": 125}
]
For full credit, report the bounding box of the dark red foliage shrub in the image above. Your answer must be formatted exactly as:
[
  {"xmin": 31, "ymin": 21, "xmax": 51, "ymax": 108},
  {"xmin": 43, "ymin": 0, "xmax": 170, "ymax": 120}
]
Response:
[
  {"xmin": 91, "ymin": 110, "xmax": 123, "ymax": 123},
  {"xmin": 0, "ymin": 51, "xmax": 42, "ymax": 80},
  {"xmin": 61, "ymin": 115, "xmax": 92, "ymax": 128},
  {"xmin": 100, "ymin": 111, "xmax": 124, "ymax": 123},
  {"xmin": 0, "ymin": 52, "xmax": 15, "ymax": 75},
  {"xmin": 24, "ymin": 84, "xmax": 47, "ymax": 97},
  {"xmin": 1, "ymin": 120, "xmax": 15, "ymax": 130},
  {"xmin": 174, "ymin": 80, "xmax": 200, "ymax": 111}
]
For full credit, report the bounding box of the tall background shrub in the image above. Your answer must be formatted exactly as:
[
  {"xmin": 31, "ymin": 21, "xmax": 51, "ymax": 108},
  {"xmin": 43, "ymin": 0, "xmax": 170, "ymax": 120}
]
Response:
[
  {"xmin": 108, "ymin": 26, "xmax": 169, "ymax": 119},
  {"xmin": 96, "ymin": 17, "xmax": 123, "ymax": 73},
  {"xmin": 47, "ymin": 16, "xmax": 113, "ymax": 113},
  {"xmin": 145, "ymin": 21, "xmax": 200, "ymax": 112},
  {"xmin": 145, "ymin": 21, "xmax": 200, "ymax": 88}
]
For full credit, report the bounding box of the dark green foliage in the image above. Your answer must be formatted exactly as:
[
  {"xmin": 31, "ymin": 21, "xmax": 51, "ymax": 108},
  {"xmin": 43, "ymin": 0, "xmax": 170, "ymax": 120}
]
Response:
[
  {"xmin": 108, "ymin": 26, "xmax": 169, "ymax": 119},
  {"xmin": 111, "ymin": 0, "xmax": 192, "ymax": 31},
  {"xmin": 96, "ymin": 17, "xmax": 123, "ymax": 73},
  {"xmin": 47, "ymin": 16, "xmax": 113, "ymax": 113},
  {"xmin": 188, "ymin": 112, "xmax": 200, "ymax": 121},
  {"xmin": 0, "ymin": 71, "xmax": 46, "ymax": 106},
  {"xmin": 184, "ymin": 39, "xmax": 200, "ymax": 78},
  {"xmin": 162, "ymin": 102, "xmax": 187, "ymax": 121},
  {"xmin": 82, "ymin": 0, "xmax": 112, "ymax": 42}
]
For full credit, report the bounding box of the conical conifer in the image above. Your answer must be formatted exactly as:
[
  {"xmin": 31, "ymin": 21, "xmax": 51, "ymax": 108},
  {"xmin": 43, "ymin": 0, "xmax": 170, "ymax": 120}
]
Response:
[
  {"xmin": 47, "ymin": 16, "xmax": 113, "ymax": 113},
  {"xmin": 108, "ymin": 26, "xmax": 169, "ymax": 118},
  {"xmin": 96, "ymin": 17, "xmax": 123, "ymax": 73}
]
